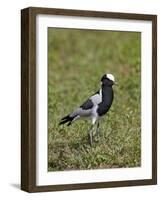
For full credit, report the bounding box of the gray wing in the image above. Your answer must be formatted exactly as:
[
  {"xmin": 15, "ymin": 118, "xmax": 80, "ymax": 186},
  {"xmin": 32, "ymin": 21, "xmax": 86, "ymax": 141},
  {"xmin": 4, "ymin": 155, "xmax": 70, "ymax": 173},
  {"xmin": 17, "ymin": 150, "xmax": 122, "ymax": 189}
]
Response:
[
  {"xmin": 69, "ymin": 90, "xmax": 102, "ymax": 118},
  {"xmin": 69, "ymin": 99, "xmax": 93, "ymax": 118},
  {"xmin": 90, "ymin": 90, "xmax": 102, "ymax": 105},
  {"xmin": 80, "ymin": 99, "xmax": 93, "ymax": 110}
]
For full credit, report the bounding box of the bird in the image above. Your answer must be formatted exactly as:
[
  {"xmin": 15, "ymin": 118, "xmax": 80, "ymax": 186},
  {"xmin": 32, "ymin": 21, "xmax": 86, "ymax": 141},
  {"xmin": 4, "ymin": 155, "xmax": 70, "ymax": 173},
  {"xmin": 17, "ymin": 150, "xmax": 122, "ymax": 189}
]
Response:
[{"xmin": 59, "ymin": 73, "xmax": 116, "ymax": 145}]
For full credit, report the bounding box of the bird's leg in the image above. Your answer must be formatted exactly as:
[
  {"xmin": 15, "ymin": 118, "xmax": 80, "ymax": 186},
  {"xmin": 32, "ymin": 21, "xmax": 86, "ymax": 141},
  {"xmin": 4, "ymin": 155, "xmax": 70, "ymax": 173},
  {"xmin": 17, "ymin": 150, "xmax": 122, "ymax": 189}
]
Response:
[
  {"xmin": 96, "ymin": 121, "xmax": 100, "ymax": 136},
  {"xmin": 88, "ymin": 124, "xmax": 95, "ymax": 146}
]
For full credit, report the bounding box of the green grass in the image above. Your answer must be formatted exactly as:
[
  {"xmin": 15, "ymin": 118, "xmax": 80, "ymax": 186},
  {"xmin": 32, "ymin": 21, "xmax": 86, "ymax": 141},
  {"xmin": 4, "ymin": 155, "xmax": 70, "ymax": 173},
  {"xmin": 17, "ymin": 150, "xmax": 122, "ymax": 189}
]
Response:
[{"xmin": 48, "ymin": 28, "xmax": 141, "ymax": 171}]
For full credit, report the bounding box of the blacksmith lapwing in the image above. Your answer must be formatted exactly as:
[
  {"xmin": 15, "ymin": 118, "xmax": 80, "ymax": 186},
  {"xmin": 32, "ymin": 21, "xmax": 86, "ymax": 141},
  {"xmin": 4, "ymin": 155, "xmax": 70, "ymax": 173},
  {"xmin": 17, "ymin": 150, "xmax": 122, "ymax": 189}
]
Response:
[{"xmin": 59, "ymin": 74, "xmax": 116, "ymax": 145}]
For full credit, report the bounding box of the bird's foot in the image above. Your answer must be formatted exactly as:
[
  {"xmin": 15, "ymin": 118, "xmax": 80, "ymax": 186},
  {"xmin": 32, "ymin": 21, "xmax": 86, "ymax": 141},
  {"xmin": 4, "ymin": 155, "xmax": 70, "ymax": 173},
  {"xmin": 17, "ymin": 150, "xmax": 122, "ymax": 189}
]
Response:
[{"xmin": 94, "ymin": 133, "xmax": 101, "ymax": 142}]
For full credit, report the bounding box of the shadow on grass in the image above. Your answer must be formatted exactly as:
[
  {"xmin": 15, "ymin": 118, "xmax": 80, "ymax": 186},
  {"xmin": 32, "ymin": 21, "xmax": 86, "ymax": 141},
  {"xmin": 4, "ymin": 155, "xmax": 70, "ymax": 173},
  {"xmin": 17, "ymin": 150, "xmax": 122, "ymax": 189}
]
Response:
[{"xmin": 10, "ymin": 183, "xmax": 20, "ymax": 190}]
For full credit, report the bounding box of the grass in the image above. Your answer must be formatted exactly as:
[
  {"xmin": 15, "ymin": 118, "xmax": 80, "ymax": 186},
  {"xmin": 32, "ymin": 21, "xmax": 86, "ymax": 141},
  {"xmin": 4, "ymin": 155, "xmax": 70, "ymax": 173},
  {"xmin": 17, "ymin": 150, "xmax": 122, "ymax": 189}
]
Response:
[{"xmin": 48, "ymin": 28, "xmax": 141, "ymax": 171}]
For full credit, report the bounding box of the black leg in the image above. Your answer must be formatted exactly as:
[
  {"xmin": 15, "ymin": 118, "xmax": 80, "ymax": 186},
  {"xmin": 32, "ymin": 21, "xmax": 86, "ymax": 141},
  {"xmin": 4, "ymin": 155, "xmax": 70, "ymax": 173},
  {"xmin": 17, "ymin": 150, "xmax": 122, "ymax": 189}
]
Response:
[
  {"xmin": 88, "ymin": 132, "xmax": 92, "ymax": 146},
  {"xmin": 96, "ymin": 121, "xmax": 100, "ymax": 136},
  {"xmin": 88, "ymin": 124, "xmax": 94, "ymax": 146}
]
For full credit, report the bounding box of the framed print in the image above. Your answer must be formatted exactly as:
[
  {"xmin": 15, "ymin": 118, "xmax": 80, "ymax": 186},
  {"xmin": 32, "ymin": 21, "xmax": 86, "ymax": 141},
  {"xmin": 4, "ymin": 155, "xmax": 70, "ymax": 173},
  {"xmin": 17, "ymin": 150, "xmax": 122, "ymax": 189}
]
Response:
[{"xmin": 21, "ymin": 7, "xmax": 157, "ymax": 192}]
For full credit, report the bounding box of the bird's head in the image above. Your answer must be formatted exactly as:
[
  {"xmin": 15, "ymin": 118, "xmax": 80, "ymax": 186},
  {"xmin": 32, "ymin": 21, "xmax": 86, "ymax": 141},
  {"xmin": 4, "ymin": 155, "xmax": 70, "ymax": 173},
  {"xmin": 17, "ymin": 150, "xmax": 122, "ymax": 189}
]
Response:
[{"xmin": 101, "ymin": 74, "xmax": 117, "ymax": 86}]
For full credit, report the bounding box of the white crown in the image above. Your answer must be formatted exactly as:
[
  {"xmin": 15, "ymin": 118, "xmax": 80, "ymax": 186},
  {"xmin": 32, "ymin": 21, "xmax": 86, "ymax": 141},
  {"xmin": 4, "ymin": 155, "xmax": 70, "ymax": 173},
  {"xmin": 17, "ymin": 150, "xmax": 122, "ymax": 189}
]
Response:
[{"xmin": 106, "ymin": 74, "xmax": 115, "ymax": 82}]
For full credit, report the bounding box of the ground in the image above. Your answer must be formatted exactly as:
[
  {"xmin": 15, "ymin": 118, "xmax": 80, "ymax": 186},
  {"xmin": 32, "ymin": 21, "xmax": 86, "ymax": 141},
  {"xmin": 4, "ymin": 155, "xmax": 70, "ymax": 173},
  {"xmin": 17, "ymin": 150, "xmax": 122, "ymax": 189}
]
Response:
[{"xmin": 48, "ymin": 28, "xmax": 141, "ymax": 171}]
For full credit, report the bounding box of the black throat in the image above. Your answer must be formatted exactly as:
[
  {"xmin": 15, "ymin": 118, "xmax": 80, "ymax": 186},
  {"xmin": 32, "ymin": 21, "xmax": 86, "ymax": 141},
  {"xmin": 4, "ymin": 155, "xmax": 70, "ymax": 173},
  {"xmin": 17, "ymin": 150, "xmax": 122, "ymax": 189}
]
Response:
[
  {"xmin": 97, "ymin": 84, "xmax": 114, "ymax": 116},
  {"xmin": 101, "ymin": 84, "xmax": 113, "ymax": 105}
]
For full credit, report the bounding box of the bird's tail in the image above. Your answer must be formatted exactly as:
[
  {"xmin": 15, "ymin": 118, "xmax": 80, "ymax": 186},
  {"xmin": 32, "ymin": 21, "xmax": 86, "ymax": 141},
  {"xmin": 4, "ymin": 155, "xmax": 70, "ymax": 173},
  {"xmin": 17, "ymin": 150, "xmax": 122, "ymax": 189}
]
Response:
[{"xmin": 59, "ymin": 114, "xmax": 74, "ymax": 126}]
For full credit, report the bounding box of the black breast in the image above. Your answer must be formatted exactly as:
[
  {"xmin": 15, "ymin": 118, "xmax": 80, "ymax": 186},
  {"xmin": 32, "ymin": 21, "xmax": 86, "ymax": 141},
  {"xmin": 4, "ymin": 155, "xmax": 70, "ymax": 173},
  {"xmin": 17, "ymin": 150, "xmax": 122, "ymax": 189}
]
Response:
[{"xmin": 97, "ymin": 86, "xmax": 113, "ymax": 116}]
